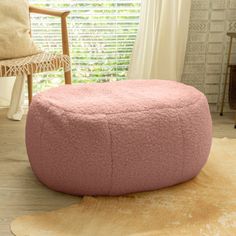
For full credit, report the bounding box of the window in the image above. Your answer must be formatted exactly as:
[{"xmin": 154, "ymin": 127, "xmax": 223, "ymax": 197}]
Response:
[{"xmin": 29, "ymin": 0, "xmax": 141, "ymax": 92}]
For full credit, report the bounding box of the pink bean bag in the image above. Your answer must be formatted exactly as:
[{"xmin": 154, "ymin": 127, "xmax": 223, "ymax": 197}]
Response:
[{"xmin": 26, "ymin": 80, "xmax": 212, "ymax": 196}]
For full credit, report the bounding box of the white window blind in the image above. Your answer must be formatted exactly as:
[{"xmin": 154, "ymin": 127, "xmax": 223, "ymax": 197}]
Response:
[{"xmin": 29, "ymin": 0, "xmax": 141, "ymax": 91}]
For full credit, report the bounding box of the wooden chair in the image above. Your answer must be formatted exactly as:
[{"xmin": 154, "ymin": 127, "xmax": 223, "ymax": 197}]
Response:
[{"xmin": 0, "ymin": 6, "xmax": 72, "ymax": 105}]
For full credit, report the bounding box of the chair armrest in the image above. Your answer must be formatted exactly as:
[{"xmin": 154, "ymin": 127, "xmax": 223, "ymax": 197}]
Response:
[
  {"xmin": 29, "ymin": 5, "xmax": 71, "ymax": 77},
  {"xmin": 29, "ymin": 6, "xmax": 70, "ymax": 18}
]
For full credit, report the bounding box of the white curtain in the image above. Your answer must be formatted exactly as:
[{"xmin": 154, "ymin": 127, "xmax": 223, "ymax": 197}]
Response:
[
  {"xmin": 0, "ymin": 76, "xmax": 25, "ymax": 120},
  {"xmin": 128, "ymin": 0, "xmax": 191, "ymax": 81},
  {"xmin": 0, "ymin": 78, "xmax": 15, "ymax": 107}
]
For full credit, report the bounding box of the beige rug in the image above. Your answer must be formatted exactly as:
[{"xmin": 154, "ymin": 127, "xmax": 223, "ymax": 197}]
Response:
[{"xmin": 11, "ymin": 138, "xmax": 236, "ymax": 236}]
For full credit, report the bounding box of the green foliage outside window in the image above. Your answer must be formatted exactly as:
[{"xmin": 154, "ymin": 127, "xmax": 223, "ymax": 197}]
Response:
[{"xmin": 29, "ymin": 1, "xmax": 141, "ymax": 94}]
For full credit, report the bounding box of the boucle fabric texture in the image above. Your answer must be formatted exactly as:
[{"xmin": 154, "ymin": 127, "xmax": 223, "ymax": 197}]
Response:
[
  {"xmin": 0, "ymin": 0, "xmax": 41, "ymax": 60},
  {"xmin": 26, "ymin": 80, "xmax": 212, "ymax": 196}
]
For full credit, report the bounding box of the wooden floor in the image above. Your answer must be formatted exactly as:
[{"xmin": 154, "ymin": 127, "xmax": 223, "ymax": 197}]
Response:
[
  {"xmin": 0, "ymin": 108, "xmax": 235, "ymax": 235},
  {"xmin": 211, "ymin": 112, "xmax": 236, "ymax": 138}
]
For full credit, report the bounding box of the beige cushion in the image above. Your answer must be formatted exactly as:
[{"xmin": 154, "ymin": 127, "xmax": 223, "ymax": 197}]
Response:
[{"xmin": 0, "ymin": 0, "xmax": 41, "ymax": 60}]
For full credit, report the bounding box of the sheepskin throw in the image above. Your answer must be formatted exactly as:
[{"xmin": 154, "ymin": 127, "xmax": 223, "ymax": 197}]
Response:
[
  {"xmin": 0, "ymin": 0, "xmax": 41, "ymax": 60},
  {"xmin": 26, "ymin": 80, "xmax": 212, "ymax": 196}
]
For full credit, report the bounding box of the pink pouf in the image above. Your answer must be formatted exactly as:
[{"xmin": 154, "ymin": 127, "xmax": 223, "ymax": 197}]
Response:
[{"xmin": 26, "ymin": 80, "xmax": 212, "ymax": 196}]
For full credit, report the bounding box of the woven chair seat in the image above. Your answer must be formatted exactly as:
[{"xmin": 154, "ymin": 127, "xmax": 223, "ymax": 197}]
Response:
[{"xmin": 0, "ymin": 52, "xmax": 70, "ymax": 77}]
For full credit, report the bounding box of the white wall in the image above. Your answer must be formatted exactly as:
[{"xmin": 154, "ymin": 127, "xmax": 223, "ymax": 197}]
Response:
[{"xmin": 182, "ymin": 0, "xmax": 236, "ymax": 112}]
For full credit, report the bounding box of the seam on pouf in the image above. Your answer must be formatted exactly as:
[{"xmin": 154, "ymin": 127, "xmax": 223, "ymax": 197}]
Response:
[{"xmin": 105, "ymin": 114, "xmax": 114, "ymax": 195}]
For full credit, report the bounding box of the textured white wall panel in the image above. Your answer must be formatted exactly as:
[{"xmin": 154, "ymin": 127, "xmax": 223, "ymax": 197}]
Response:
[{"xmin": 182, "ymin": 0, "xmax": 236, "ymax": 112}]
